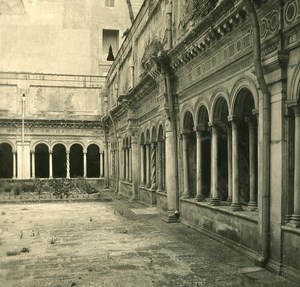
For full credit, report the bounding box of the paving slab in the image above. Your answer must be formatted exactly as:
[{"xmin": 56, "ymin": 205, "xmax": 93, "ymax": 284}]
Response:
[{"xmin": 0, "ymin": 195, "xmax": 297, "ymax": 287}]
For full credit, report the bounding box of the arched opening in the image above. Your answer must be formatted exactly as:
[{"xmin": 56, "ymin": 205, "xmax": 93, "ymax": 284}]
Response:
[
  {"xmin": 197, "ymin": 106, "xmax": 211, "ymax": 198},
  {"xmin": 0, "ymin": 143, "xmax": 13, "ymax": 178},
  {"xmin": 70, "ymin": 144, "xmax": 83, "ymax": 178},
  {"xmin": 87, "ymin": 144, "xmax": 100, "ymax": 178},
  {"xmin": 213, "ymin": 97, "xmax": 229, "ymax": 201},
  {"xmin": 53, "ymin": 144, "xmax": 66, "ymax": 178},
  {"xmin": 183, "ymin": 111, "xmax": 196, "ymax": 197},
  {"xmin": 233, "ymin": 88, "xmax": 257, "ymax": 205},
  {"xmin": 35, "ymin": 144, "xmax": 49, "ymax": 178}
]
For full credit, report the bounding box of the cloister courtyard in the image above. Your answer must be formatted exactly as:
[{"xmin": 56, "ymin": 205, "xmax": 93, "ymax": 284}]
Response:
[{"xmin": 0, "ymin": 195, "xmax": 297, "ymax": 287}]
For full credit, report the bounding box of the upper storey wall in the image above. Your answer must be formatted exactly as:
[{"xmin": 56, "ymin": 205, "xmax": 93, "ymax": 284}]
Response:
[{"xmin": 0, "ymin": 0, "xmax": 142, "ymax": 76}]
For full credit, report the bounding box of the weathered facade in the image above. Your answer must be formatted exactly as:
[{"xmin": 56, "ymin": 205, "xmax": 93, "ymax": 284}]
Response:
[
  {"xmin": 102, "ymin": 0, "xmax": 300, "ymax": 280},
  {"xmin": 0, "ymin": 0, "xmax": 143, "ymax": 179}
]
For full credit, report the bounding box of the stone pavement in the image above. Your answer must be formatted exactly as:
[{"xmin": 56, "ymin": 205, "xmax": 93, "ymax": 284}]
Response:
[{"xmin": 0, "ymin": 194, "xmax": 297, "ymax": 287}]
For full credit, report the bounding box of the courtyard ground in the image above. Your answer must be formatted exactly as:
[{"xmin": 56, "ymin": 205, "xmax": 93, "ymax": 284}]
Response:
[{"xmin": 0, "ymin": 194, "xmax": 297, "ymax": 287}]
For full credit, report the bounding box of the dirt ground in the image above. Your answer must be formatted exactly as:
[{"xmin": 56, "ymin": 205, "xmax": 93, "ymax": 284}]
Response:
[{"xmin": 0, "ymin": 195, "xmax": 297, "ymax": 287}]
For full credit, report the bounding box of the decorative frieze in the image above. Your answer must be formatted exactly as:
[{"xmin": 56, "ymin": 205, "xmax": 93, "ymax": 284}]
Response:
[{"xmin": 285, "ymin": 0, "xmax": 300, "ymax": 26}]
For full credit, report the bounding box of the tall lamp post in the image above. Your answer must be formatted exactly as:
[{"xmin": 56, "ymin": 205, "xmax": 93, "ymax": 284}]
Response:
[{"xmin": 22, "ymin": 94, "xmax": 26, "ymax": 179}]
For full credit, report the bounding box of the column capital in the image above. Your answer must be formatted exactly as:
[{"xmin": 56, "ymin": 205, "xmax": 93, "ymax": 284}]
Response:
[
  {"xmin": 30, "ymin": 150, "xmax": 35, "ymax": 153},
  {"xmin": 294, "ymin": 106, "xmax": 300, "ymax": 117},
  {"xmin": 252, "ymin": 108, "xmax": 259, "ymax": 117},
  {"xmin": 13, "ymin": 149, "xmax": 17, "ymax": 154},
  {"xmin": 227, "ymin": 115, "xmax": 240, "ymax": 122},
  {"xmin": 181, "ymin": 130, "xmax": 190, "ymax": 135},
  {"xmin": 194, "ymin": 124, "xmax": 206, "ymax": 132},
  {"xmin": 244, "ymin": 115, "xmax": 256, "ymax": 124}
]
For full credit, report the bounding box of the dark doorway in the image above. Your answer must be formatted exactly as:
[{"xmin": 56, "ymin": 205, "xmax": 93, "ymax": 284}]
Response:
[
  {"xmin": 70, "ymin": 144, "xmax": 83, "ymax": 178},
  {"xmin": 87, "ymin": 144, "xmax": 100, "ymax": 178},
  {"xmin": 0, "ymin": 143, "xmax": 13, "ymax": 178},
  {"xmin": 35, "ymin": 144, "xmax": 49, "ymax": 178},
  {"xmin": 53, "ymin": 144, "xmax": 66, "ymax": 178}
]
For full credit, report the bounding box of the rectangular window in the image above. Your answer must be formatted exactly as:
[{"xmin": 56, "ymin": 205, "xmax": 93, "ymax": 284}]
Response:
[
  {"xmin": 102, "ymin": 29, "xmax": 119, "ymax": 61},
  {"xmin": 105, "ymin": 0, "xmax": 114, "ymax": 7}
]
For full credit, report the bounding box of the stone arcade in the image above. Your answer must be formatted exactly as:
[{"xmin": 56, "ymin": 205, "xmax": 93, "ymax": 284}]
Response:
[{"xmin": 0, "ymin": 0, "xmax": 300, "ymax": 282}]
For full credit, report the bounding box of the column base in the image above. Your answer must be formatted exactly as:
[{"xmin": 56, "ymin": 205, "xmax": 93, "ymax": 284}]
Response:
[
  {"xmin": 231, "ymin": 202, "xmax": 243, "ymax": 211},
  {"xmin": 210, "ymin": 197, "xmax": 221, "ymax": 206},
  {"xmin": 195, "ymin": 194, "xmax": 205, "ymax": 202},
  {"xmin": 248, "ymin": 201, "xmax": 257, "ymax": 211},
  {"xmin": 161, "ymin": 211, "xmax": 180, "ymax": 223},
  {"xmin": 288, "ymin": 214, "xmax": 300, "ymax": 228},
  {"xmin": 227, "ymin": 196, "xmax": 232, "ymax": 203},
  {"xmin": 181, "ymin": 193, "xmax": 193, "ymax": 199}
]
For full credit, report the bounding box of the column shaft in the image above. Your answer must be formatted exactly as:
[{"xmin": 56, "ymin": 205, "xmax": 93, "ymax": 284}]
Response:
[
  {"xmin": 49, "ymin": 152, "xmax": 53, "ymax": 178},
  {"xmin": 211, "ymin": 126, "xmax": 220, "ymax": 205},
  {"xmin": 195, "ymin": 130, "xmax": 205, "ymax": 201},
  {"xmin": 146, "ymin": 144, "xmax": 151, "ymax": 187},
  {"xmin": 31, "ymin": 151, "xmax": 35, "ymax": 179},
  {"xmin": 13, "ymin": 151, "xmax": 17, "ymax": 179},
  {"xmin": 289, "ymin": 112, "xmax": 300, "ymax": 227},
  {"xmin": 129, "ymin": 147, "xmax": 132, "ymax": 181},
  {"xmin": 231, "ymin": 121, "xmax": 242, "ymax": 211},
  {"xmin": 140, "ymin": 145, "xmax": 145, "ymax": 185},
  {"xmin": 182, "ymin": 133, "xmax": 191, "ymax": 198},
  {"xmin": 157, "ymin": 141, "xmax": 163, "ymax": 192},
  {"xmin": 227, "ymin": 125, "xmax": 232, "ymax": 203},
  {"xmin": 248, "ymin": 120, "xmax": 257, "ymax": 210},
  {"xmin": 66, "ymin": 152, "xmax": 70, "ymax": 179},
  {"xmin": 83, "ymin": 152, "xmax": 87, "ymax": 178},
  {"xmin": 150, "ymin": 142, "xmax": 156, "ymax": 190}
]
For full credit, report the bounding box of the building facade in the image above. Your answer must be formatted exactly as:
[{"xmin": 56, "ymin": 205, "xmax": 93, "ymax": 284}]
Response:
[
  {"xmin": 0, "ymin": 0, "xmax": 143, "ymax": 180},
  {"xmin": 102, "ymin": 0, "xmax": 300, "ymax": 280}
]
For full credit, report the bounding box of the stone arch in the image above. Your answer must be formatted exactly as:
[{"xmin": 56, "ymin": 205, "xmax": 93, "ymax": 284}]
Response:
[
  {"xmin": 195, "ymin": 98, "xmax": 211, "ymax": 124},
  {"xmin": 151, "ymin": 126, "xmax": 157, "ymax": 141},
  {"xmin": 211, "ymin": 88, "xmax": 230, "ymax": 121},
  {"xmin": 289, "ymin": 63, "xmax": 300, "ymax": 102},
  {"xmin": 146, "ymin": 129, "xmax": 151, "ymax": 143},
  {"xmin": 35, "ymin": 143, "xmax": 49, "ymax": 178},
  {"xmin": 183, "ymin": 110, "xmax": 195, "ymax": 131},
  {"xmin": 0, "ymin": 142, "xmax": 13, "ymax": 178},
  {"xmin": 0, "ymin": 140, "xmax": 16, "ymax": 151},
  {"xmin": 230, "ymin": 77, "xmax": 259, "ymax": 114},
  {"xmin": 181, "ymin": 105, "xmax": 195, "ymax": 130},
  {"xmin": 50, "ymin": 142, "xmax": 67, "ymax": 153},
  {"xmin": 32, "ymin": 141, "xmax": 50, "ymax": 151}
]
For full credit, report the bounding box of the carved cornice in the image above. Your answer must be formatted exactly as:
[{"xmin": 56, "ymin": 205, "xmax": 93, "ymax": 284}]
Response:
[
  {"xmin": 0, "ymin": 119, "xmax": 103, "ymax": 129},
  {"xmin": 169, "ymin": 1, "xmax": 247, "ymax": 72}
]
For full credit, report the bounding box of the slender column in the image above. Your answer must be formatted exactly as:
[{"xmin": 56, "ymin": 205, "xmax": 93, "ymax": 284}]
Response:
[
  {"xmin": 289, "ymin": 108, "xmax": 300, "ymax": 227},
  {"xmin": 247, "ymin": 118, "xmax": 257, "ymax": 210},
  {"xmin": 140, "ymin": 144, "xmax": 145, "ymax": 185},
  {"xmin": 210, "ymin": 124, "xmax": 220, "ymax": 205},
  {"xmin": 162, "ymin": 141, "xmax": 166, "ymax": 191},
  {"xmin": 83, "ymin": 151, "xmax": 87, "ymax": 178},
  {"xmin": 231, "ymin": 120, "xmax": 242, "ymax": 211},
  {"xmin": 157, "ymin": 140, "xmax": 163, "ymax": 192},
  {"xmin": 99, "ymin": 152, "xmax": 103, "ymax": 178},
  {"xmin": 181, "ymin": 131, "xmax": 191, "ymax": 199},
  {"xmin": 129, "ymin": 146, "xmax": 132, "ymax": 181},
  {"xmin": 66, "ymin": 151, "xmax": 70, "ymax": 179},
  {"xmin": 31, "ymin": 151, "xmax": 35, "ymax": 179},
  {"xmin": 195, "ymin": 129, "xmax": 205, "ymax": 201},
  {"xmin": 126, "ymin": 147, "xmax": 129, "ymax": 180},
  {"xmin": 49, "ymin": 151, "xmax": 53, "ymax": 179},
  {"xmin": 227, "ymin": 124, "xmax": 232, "ymax": 203},
  {"xmin": 13, "ymin": 150, "xmax": 17, "ymax": 179},
  {"xmin": 131, "ymin": 135, "xmax": 139, "ymax": 200},
  {"xmin": 146, "ymin": 143, "xmax": 151, "ymax": 187},
  {"xmin": 150, "ymin": 141, "xmax": 157, "ymax": 190}
]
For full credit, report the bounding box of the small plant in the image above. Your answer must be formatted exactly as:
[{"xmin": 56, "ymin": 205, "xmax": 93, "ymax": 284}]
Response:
[
  {"xmin": 6, "ymin": 250, "xmax": 20, "ymax": 256},
  {"xmin": 20, "ymin": 247, "xmax": 30, "ymax": 253}
]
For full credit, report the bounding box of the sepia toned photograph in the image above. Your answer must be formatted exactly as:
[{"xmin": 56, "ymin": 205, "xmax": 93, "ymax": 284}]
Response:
[{"xmin": 0, "ymin": 0, "xmax": 299, "ymax": 286}]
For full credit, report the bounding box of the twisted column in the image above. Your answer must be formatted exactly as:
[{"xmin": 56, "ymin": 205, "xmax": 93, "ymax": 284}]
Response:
[
  {"xmin": 150, "ymin": 141, "xmax": 156, "ymax": 190},
  {"xmin": 157, "ymin": 140, "xmax": 163, "ymax": 192},
  {"xmin": 227, "ymin": 124, "xmax": 232, "ymax": 203},
  {"xmin": 146, "ymin": 143, "xmax": 151, "ymax": 188},
  {"xmin": 66, "ymin": 151, "xmax": 70, "ymax": 179},
  {"xmin": 140, "ymin": 144, "xmax": 145, "ymax": 185},
  {"xmin": 83, "ymin": 150, "xmax": 87, "ymax": 178}
]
